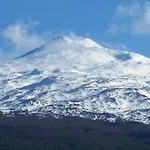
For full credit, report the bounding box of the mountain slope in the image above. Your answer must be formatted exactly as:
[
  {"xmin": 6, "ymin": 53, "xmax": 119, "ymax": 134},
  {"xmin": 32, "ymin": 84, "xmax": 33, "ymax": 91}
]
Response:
[{"xmin": 0, "ymin": 36, "xmax": 150, "ymax": 124}]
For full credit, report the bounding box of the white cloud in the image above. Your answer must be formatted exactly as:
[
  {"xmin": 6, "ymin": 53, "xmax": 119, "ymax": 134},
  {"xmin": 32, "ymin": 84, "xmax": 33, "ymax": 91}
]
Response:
[
  {"xmin": 133, "ymin": 2, "xmax": 150, "ymax": 33},
  {"xmin": 108, "ymin": 1, "xmax": 150, "ymax": 35},
  {"xmin": 1, "ymin": 20, "xmax": 45, "ymax": 51},
  {"xmin": 107, "ymin": 24, "xmax": 120, "ymax": 35},
  {"xmin": 67, "ymin": 32, "xmax": 85, "ymax": 40},
  {"xmin": 116, "ymin": 1, "xmax": 140, "ymax": 18}
]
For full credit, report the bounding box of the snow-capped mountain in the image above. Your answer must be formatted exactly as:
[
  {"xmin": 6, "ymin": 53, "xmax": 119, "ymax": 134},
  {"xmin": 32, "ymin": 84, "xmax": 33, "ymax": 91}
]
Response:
[{"xmin": 0, "ymin": 36, "xmax": 150, "ymax": 124}]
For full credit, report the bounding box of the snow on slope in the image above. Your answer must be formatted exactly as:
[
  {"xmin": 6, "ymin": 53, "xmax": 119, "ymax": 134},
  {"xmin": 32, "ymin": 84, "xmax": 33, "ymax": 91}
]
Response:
[{"xmin": 0, "ymin": 36, "xmax": 150, "ymax": 124}]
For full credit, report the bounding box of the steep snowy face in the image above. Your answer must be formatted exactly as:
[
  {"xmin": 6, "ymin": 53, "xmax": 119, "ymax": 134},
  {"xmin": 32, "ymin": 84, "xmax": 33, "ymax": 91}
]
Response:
[{"xmin": 0, "ymin": 36, "xmax": 150, "ymax": 124}]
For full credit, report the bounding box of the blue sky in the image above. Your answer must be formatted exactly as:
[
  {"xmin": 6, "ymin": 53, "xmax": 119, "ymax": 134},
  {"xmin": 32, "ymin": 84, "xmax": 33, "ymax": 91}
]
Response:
[{"xmin": 0, "ymin": 0, "xmax": 150, "ymax": 60}]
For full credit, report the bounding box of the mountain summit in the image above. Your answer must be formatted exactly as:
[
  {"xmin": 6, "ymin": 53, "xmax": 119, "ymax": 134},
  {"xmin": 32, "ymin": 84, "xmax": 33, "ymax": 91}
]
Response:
[{"xmin": 0, "ymin": 36, "xmax": 150, "ymax": 124}]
